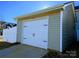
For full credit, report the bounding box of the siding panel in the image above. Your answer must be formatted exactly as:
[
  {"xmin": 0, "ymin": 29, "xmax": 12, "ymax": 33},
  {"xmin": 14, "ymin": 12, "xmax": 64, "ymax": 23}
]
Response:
[
  {"xmin": 62, "ymin": 3, "xmax": 75, "ymax": 51},
  {"xmin": 48, "ymin": 13, "xmax": 60, "ymax": 51}
]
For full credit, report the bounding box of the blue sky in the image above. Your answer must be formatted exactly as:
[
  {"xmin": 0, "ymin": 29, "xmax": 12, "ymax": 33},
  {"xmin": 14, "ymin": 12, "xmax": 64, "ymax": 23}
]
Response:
[{"xmin": 0, "ymin": 1, "xmax": 79, "ymax": 23}]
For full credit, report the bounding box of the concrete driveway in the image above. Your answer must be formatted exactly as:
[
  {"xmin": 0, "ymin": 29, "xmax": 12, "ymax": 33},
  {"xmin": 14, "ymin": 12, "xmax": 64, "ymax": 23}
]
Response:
[{"xmin": 0, "ymin": 44, "xmax": 47, "ymax": 58}]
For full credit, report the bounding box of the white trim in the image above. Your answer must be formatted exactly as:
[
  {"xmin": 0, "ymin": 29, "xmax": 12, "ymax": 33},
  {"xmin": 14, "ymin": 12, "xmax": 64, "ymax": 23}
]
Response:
[{"xmin": 60, "ymin": 11, "xmax": 63, "ymax": 52}]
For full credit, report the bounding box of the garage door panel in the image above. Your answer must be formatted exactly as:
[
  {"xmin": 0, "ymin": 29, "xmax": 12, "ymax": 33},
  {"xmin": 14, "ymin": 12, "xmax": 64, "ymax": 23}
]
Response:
[
  {"xmin": 21, "ymin": 19, "xmax": 48, "ymax": 49},
  {"xmin": 22, "ymin": 37, "xmax": 42, "ymax": 48}
]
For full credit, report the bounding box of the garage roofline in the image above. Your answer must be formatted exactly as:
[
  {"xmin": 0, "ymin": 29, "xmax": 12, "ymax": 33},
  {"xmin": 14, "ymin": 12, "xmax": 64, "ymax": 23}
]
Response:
[{"xmin": 15, "ymin": 1, "xmax": 73, "ymax": 20}]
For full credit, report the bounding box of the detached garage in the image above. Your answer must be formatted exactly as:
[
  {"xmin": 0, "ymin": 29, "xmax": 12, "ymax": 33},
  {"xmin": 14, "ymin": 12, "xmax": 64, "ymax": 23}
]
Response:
[{"xmin": 15, "ymin": 2, "xmax": 75, "ymax": 52}]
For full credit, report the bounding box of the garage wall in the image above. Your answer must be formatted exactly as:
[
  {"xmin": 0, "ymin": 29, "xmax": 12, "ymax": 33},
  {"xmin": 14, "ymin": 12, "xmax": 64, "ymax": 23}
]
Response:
[
  {"xmin": 62, "ymin": 3, "xmax": 75, "ymax": 51},
  {"xmin": 3, "ymin": 27, "xmax": 17, "ymax": 43},
  {"xmin": 48, "ymin": 13, "xmax": 60, "ymax": 51},
  {"xmin": 16, "ymin": 20, "xmax": 22, "ymax": 42}
]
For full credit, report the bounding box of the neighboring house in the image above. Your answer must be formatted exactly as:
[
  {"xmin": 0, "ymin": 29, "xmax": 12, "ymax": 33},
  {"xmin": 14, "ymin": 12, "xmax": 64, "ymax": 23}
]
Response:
[
  {"xmin": 3, "ymin": 27, "xmax": 17, "ymax": 43},
  {"xmin": 75, "ymin": 6, "xmax": 79, "ymax": 41},
  {"xmin": 0, "ymin": 21, "xmax": 6, "ymax": 36},
  {"xmin": 2, "ymin": 22, "xmax": 17, "ymax": 43},
  {"xmin": 0, "ymin": 21, "xmax": 17, "ymax": 35},
  {"xmin": 3, "ymin": 23, "xmax": 17, "ymax": 29},
  {"xmin": 0, "ymin": 21, "xmax": 17, "ymax": 43},
  {"xmin": 15, "ymin": 2, "xmax": 75, "ymax": 52},
  {"xmin": 0, "ymin": 21, "xmax": 17, "ymax": 29},
  {"xmin": 0, "ymin": 30, "xmax": 3, "ymax": 36}
]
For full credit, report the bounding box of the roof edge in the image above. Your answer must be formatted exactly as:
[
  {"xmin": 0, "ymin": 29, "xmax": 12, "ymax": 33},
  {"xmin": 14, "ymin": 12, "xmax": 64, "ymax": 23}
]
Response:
[
  {"xmin": 15, "ymin": 4, "xmax": 64, "ymax": 20},
  {"xmin": 15, "ymin": 1, "xmax": 74, "ymax": 20}
]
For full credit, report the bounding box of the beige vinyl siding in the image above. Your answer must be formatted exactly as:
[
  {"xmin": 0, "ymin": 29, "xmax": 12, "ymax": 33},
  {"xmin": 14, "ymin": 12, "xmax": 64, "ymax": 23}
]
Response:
[
  {"xmin": 48, "ymin": 13, "xmax": 60, "ymax": 51},
  {"xmin": 16, "ymin": 20, "xmax": 22, "ymax": 42}
]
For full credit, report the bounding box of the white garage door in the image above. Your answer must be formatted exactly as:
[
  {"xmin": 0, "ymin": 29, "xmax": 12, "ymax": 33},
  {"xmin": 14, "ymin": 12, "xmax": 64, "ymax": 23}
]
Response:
[{"xmin": 21, "ymin": 19, "xmax": 48, "ymax": 49}]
